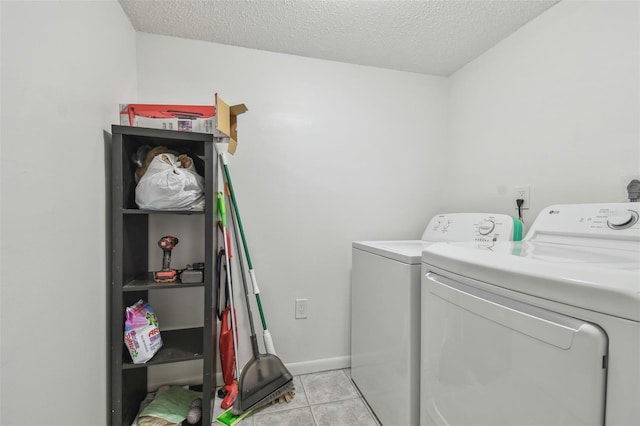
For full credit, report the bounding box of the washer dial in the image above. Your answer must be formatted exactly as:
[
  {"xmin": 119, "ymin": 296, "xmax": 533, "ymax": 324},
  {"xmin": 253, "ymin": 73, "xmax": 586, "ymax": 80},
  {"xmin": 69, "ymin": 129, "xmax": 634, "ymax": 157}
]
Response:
[
  {"xmin": 607, "ymin": 209, "xmax": 639, "ymax": 230},
  {"xmin": 478, "ymin": 220, "xmax": 495, "ymax": 235}
]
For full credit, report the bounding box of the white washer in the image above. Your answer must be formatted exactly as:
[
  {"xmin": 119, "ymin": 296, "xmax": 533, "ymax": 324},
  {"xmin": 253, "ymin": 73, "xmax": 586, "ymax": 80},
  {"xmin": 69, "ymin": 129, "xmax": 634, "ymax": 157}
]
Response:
[
  {"xmin": 420, "ymin": 203, "xmax": 640, "ymax": 426},
  {"xmin": 351, "ymin": 213, "xmax": 522, "ymax": 426}
]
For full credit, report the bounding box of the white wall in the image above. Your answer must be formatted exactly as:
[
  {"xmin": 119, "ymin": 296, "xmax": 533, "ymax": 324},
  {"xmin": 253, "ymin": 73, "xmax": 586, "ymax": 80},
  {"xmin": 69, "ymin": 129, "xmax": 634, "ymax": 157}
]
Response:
[
  {"xmin": 445, "ymin": 0, "xmax": 640, "ymax": 228},
  {"xmin": 0, "ymin": 1, "xmax": 137, "ymax": 425},
  {"xmin": 2, "ymin": 0, "xmax": 637, "ymax": 423},
  {"xmin": 134, "ymin": 33, "xmax": 449, "ymax": 376}
]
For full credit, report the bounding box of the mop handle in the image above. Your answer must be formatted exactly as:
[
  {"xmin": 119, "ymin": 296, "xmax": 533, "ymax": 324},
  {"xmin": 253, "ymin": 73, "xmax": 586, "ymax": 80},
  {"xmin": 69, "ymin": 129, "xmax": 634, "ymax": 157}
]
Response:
[
  {"xmin": 225, "ymin": 188, "xmax": 262, "ymax": 359},
  {"xmin": 220, "ymin": 153, "xmax": 277, "ymax": 356},
  {"xmin": 217, "ymin": 192, "xmax": 241, "ymax": 379},
  {"xmin": 224, "ymin": 183, "xmax": 276, "ymax": 356},
  {"xmin": 220, "ymin": 154, "xmax": 268, "ymax": 328},
  {"xmin": 220, "ymin": 156, "xmax": 254, "ymax": 272}
]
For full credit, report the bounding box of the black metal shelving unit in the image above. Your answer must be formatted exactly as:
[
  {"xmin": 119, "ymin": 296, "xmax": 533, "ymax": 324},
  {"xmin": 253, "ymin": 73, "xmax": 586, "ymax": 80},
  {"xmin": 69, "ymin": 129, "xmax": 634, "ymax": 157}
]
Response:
[{"xmin": 110, "ymin": 125, "xmax": 219, "ymax": 425}]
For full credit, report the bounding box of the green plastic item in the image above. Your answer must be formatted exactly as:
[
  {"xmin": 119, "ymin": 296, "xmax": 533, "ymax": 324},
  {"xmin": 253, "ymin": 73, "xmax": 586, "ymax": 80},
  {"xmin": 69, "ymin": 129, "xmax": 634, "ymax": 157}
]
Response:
[
  {"xmin": 216, "ymin": 407, "xmax": 253, "ymax": 426},
  {"xmin": 512, "ymin": 216, "xmax": 524, "ymax": 241},
  {"xmin": 217, "ymin": 192, "xmax": 226, "ymax": 227}
]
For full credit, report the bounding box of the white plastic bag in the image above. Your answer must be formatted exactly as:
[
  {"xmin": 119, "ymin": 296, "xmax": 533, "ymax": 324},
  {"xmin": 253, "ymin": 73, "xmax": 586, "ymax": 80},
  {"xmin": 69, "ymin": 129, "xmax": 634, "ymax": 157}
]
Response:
[{"xmin": 135, "ymin": 153, "xmax": 205, "ymax": 210}]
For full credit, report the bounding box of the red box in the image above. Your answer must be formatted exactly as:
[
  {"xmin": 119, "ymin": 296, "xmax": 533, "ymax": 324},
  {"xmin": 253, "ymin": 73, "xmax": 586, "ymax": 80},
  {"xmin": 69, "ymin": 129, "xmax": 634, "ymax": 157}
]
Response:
[{"xmin": 119, "ymin": 94, "xmax": 247, "ymax": 153}]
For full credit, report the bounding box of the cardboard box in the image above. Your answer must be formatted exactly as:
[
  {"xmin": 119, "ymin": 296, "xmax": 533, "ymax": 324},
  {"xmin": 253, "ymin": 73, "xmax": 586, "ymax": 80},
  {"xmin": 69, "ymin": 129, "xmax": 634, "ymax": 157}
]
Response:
[{"xmin": 119, "ymin": 94, "xmax": 247, "ymax": 153}]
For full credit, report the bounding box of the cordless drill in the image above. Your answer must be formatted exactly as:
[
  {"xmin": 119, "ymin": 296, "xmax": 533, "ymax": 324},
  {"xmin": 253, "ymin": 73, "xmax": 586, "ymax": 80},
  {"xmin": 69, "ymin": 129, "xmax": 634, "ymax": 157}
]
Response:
[{"xmin": 154, "ymin": 236, "xmax": 179, "ymax": 283}]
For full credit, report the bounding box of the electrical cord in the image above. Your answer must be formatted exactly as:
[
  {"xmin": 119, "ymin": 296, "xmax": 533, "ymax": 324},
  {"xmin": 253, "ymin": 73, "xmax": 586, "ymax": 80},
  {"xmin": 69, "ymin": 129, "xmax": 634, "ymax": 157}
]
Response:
[{"xmin": 516, "ymin": 199, "xmax": 524, "ymax": 224}]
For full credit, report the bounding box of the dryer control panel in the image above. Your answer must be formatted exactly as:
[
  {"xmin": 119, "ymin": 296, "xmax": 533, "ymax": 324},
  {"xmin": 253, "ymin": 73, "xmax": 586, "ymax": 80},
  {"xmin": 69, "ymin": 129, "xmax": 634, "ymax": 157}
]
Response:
[
  {"xmin": 526, "ymin": 203, "xmax": 640, "ymax": 247},
  {"xmin": 422, "ymin": 213, "xmax": 523, "ymax": 243}
]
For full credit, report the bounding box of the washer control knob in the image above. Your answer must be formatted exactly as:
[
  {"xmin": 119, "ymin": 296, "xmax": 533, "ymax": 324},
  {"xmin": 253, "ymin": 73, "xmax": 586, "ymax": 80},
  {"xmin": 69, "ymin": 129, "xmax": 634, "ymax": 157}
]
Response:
[
  {"xmin": 607, "ymin": 210, "xmax": 639, "ymax": 230},
  {"xmin": 478, "ymin": 220, "xmax": 495, "ymax": 236}
]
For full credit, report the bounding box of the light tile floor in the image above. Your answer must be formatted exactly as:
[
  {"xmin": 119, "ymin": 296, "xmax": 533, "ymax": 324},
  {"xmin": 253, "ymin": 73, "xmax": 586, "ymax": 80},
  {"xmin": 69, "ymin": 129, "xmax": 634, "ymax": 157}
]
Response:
[{"xmin": 212, "ymin": 369, "xmax": 381, "ymax": 426}]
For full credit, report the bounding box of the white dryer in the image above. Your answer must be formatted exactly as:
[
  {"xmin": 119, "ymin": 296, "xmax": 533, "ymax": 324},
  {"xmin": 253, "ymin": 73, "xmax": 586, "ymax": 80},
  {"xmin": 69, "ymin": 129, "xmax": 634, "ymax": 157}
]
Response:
[
  {"xmin": 351, "ymin": 213, "xmax": 522, "ymax": 426},
  {"xmin": 420, "ymin": 203, "xmax": 640, "ymax": 426}
]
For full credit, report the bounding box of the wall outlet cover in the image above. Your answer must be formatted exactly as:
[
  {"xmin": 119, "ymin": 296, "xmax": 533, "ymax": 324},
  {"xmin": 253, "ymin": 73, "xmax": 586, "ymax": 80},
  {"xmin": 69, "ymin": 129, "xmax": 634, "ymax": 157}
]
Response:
[{"xmin": 295, "ymin": 299, "xmax": 308, "ymax": 319}]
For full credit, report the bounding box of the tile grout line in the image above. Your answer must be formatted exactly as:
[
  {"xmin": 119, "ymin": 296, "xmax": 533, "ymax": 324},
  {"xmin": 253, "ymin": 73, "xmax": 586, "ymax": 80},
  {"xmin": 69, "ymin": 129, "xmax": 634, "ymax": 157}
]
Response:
[
  {"xmin": 297, "ymin": 371, "xmax": 320, "ymax": 425},
  {"xmin": 308, "ymin": 395, "xmax": 362, "ymax": 407},
  {"xmin": 226, "ymin": 369, "xmax": 377, "ymax": 425}
]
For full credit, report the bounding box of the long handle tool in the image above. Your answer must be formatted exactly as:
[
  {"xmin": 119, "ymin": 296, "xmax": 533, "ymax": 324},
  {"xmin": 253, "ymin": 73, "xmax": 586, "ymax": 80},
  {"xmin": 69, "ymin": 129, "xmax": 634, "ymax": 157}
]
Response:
[
  {"xmin": 217, "ymin": 192, "xmax": 240, "ymax": 409},
  {"xmin": 218, "ymin": 156, "xmax": 294, "ymax": 416},
  {"xmin": 219, "ymin": 152, "xmax": 276, "ymax": 355}
]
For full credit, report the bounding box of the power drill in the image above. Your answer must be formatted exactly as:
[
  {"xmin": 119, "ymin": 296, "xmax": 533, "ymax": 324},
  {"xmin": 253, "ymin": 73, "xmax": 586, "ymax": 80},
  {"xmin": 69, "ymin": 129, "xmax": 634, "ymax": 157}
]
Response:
[{"xmin": 154, "ymin": 236, "xmax": 179, "ymax": 283}]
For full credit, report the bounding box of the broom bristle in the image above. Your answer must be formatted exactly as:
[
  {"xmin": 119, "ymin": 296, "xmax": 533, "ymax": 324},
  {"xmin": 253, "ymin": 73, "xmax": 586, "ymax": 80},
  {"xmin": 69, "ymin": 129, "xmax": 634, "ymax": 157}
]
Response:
[
  {"xmin": 231, "ymin": 381, "xmax": 295, "ymax": 415},
  {"xmin": 271, "ymin": 390, "xmax": 296, "ymax": 404}
]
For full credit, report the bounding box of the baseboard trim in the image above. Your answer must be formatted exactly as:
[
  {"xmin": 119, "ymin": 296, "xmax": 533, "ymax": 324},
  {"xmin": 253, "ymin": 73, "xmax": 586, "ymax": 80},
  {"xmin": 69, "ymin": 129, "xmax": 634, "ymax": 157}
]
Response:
[
  {"xmin": 215, "ymin": 356, "xmax": 351, "ymax": 385},
  {"xmin": 284, "ymin": 356, "xmax": 351, "ymax": 376}
]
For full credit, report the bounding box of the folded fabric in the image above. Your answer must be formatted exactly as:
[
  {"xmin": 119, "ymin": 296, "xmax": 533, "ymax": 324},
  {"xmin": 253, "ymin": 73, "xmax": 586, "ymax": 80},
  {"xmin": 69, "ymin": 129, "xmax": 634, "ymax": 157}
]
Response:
[{"xmin": 138, "ymin": 386, "xmax": 202, "ymax": 425}]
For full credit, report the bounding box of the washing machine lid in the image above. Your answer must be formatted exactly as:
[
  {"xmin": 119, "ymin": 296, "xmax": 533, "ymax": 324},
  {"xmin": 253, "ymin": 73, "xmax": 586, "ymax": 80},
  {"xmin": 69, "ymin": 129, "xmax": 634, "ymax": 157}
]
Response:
[
  {"xmin": 353, "ymin": 240, "xmax": 433, "ymax": 264},
  {"xmin": 422, "ymin": 241, "xmax": 640, "ymax": 321}
]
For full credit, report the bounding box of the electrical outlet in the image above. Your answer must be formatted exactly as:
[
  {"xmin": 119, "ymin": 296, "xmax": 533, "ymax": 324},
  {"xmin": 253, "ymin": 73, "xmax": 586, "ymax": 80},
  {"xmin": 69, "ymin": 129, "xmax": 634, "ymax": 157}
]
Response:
[
  {"xmin": 295, "ymin": 299, "xmax": 308, "ymax": 319},
  {"xmin": 515, "ymin": 185, "xmax": 530, "ymax": 210}
]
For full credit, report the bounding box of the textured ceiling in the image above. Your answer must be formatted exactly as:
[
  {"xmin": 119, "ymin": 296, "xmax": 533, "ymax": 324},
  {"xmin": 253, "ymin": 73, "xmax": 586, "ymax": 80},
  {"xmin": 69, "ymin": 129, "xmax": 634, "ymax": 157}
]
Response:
[{"xmin": 119, "ymin": 0, "xmax": 560, "ymax": 76}]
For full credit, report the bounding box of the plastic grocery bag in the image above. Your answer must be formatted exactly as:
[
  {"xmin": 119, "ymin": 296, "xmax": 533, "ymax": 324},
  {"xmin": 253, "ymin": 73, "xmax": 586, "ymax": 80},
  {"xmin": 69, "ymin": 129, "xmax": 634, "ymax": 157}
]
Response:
[
  {"xmin": 124, "ymin": 300, "xmax": 163, "ymax": 364},
  {"xmin": 135, "ymin": 153, "xmax": 205, "ymax": 211}
]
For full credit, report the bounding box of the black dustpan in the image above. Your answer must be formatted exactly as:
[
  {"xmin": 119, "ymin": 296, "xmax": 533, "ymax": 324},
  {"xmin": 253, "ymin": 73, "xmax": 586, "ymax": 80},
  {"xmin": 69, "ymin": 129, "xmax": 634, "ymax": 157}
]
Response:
[{"xmin": 232, "ymin": 348, "xmax": 294, "ymax": 414}]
